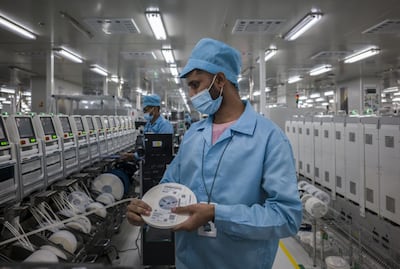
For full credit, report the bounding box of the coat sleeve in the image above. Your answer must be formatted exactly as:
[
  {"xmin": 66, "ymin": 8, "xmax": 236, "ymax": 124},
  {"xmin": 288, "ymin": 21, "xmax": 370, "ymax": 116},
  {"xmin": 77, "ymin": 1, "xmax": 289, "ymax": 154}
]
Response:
[{"xmin": 214, "ymin": 138, "xmax": 302, "ymax": 240}]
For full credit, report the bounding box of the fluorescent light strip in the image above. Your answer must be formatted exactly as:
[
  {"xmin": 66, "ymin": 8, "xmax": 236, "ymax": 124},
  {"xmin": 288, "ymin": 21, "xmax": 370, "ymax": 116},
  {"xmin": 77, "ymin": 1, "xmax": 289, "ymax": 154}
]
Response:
[
  {"xmin": 288, "ymin": 75, "xmax": 303, "ymax": 84},
  {"xmin": 0, "ymin": 15, "xmax": 36, "ymax": 39},
  {"xmin": 283, "ymin": 11, "xmax": 323, "ymax": 41},
  {"xmin": 309, "ymin": 64, "xmax": 332, "ymax": 76},
  {"xmin": 324, "ymin": 90, "xmax": 334, "ymax": 96},
  {"xmin": 264, "ymin": 48, "xmax": 277, "ymax": 61},
  {"xmin": 90, "ymin": 65, "xmax": 108, "ymax": 76},
  {"xmin": 145, "ymin": 10, "xmax": 167, "ymax": 40},
  {"xmin": 161, "ymin": 48, "xmax": 175, "ymax": 64},
  {"xmin": 344, "ymin": 47, "xmax": 380, "ymax": 63},
  {"xmin": 54, "ymin": 47, "xmax": 83, "ymax": 63},
  {"xmin": 310, "ymin": 93, "xmax": 321, "ymax": 98},
  {"xmin": 382, "ymin": 86, "xmax": 399, "ymax": 93},
  {"xmin": 0, "ymin": 87, "xmax": 15, "ymax": 94},
  {"xmin": 169, "ymin": 64, "xmax": 179, "ymax": 77}
]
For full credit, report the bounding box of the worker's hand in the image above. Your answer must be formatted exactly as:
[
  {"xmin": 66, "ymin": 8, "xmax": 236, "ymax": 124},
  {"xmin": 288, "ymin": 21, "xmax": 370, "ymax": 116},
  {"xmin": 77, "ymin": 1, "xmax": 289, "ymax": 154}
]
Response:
[
  {"xmin": 120, "ymin": 152, "xmax": 134, "ymax": 161},
  {"xmin": 171, "ymin": 203, "xmax": 215, "ymax": 232},
  {"xmin": 126, "ymin": 198, "xmax": 152, "ymax": 226}
]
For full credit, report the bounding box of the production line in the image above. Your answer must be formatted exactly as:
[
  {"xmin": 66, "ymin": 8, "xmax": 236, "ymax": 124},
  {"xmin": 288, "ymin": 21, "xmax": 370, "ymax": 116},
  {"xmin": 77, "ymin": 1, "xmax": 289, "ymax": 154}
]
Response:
[
  {"xmin": 286, "ymin": 115, "xmax": 400, "ymax": 269},
  {"xmin": 0, "ymin": 113, "xmax": 141, "ymax": 265}
]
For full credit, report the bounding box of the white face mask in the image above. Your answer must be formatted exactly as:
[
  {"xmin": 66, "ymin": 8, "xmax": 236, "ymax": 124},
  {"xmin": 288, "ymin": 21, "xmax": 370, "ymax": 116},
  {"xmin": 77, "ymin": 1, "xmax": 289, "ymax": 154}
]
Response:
[{"xmin": 190, "ymin": 75, "xmax": 223, "ymax": 115}]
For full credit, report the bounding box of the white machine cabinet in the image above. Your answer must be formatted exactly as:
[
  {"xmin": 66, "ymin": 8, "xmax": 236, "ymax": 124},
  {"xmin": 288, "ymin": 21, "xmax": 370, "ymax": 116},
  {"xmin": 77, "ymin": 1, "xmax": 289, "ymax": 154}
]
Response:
[
  {"xmin": 33, "ymin": 114, "xmax": 64, "ymax": 185},
  {"xmin": 94, "ymin": 115, "xmax": 108, "ymax": 156},
  {"xmin": 303, "ymin": 116, "xmax": 315, "ymax": 182},
  {"xmin": 321, "ymin": 116, "xmax": 336, "ymax": 196},
  {"xmin": 313, "ymin": 116, "xmax": 323, "ymax": 185},
  {"xmin": 296, "ymin": 117, "xmax": 305, "ymax": 176},
  {"xmin": 334, "ymin": 116, "xmax": 346, "ymax": 196},
  {"xmin": 6, "ymin": 114, "xmax": 45, "ymax": 198},
  {"xmin": 113, "ymin": 116, "xmax": 123, "ymax": 152},
  {"xmin": 83, "ymin": 115, "xmax": 100, "ymax": 164},
  {"xmin": 379, "ymin": 116, "xmax": 400, "ymax": 225},
  {"xmin": 361, "ymin": 116, "xmax": 380, "ymax": 215},
  {"xmin": 344, "ymin": 116, "xmax": 364, "ymax": 209},
  {"xmin": 53, "ymin": 115, "xmax": 79, "ymax": 177},
  {"xmin": 102, "ymin": 116, "xmax": 115, "ymax": 154},
  {"xmin": 0, "ymin": 115, "xmax": 19, "ymax": 204},
  {"xmin": 71, "ymin": 115, "xmax": 90, "ymax": 169}
]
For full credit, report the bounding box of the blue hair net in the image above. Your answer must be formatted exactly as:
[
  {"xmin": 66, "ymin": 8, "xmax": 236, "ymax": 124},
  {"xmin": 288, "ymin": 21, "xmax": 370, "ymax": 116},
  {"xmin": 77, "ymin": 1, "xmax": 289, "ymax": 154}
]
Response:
[
  {"xmin": 143, "ymin": 94, "xmax": 161, "ymax": 107},
  {"xmin": 179, "ymin": 38, "xmax": 242, "ymax": 88}
]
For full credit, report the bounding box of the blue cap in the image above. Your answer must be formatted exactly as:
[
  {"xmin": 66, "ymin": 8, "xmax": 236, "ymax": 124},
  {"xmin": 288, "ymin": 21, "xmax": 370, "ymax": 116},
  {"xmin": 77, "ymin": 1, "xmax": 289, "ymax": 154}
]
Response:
[
  {"xmin": 143, "ymin": 94, "xmax": 161, "ymax": 107},
  {"xmin": 179, "ymin": 38, "xmax": 242, "ymax": 88}
]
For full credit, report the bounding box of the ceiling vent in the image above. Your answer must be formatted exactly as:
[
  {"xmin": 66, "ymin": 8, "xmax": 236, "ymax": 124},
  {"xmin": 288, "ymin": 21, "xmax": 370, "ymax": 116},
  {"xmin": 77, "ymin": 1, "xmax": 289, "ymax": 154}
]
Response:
[
  {"xmin": 232, "ymin": 19, "xmax": 285, "ymax": 34},
  {"xmin": 310, "ymin": 51, "xmax": 349, "ymax": 61},
  {"xmin": 121, "ymin": 51, "xmax": 156, "ymax": 60},
  {"xmin": 363, "ymin": 19, "xmax": 400, "ymax": 34},
  {"xmin": 84, "ymin": 18, "xmax": 140, "ymax": 34}
]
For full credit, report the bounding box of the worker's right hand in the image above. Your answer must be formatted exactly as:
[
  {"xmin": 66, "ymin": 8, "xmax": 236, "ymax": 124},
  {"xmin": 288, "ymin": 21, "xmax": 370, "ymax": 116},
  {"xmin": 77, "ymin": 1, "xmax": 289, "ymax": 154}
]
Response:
[{"xmin": 126, "ymin": 198, "xmax": 152, "ymax": 226}]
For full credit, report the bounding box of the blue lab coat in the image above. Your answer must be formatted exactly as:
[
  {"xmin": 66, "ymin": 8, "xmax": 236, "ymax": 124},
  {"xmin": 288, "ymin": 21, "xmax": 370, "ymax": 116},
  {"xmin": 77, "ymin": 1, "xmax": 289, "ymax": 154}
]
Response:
[
  {"xmin": 161, "ymin": 101, "xmax": 302, "ymax": 269},
  {"xmin": 144, "ymin": 115, "xmax": 173, "ymax": 134}
]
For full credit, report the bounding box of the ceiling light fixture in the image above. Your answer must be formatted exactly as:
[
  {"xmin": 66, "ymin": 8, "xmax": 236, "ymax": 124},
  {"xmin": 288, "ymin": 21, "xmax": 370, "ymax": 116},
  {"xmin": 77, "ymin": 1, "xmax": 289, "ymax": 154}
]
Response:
[
  {"xmin": 264, "ymin": 47, "xmax": 278, "ymax": 61},
  {"xmin": 90, "ymin": 65, "xmax": 108, "ymax": 76},
  {"xmin": 324, "ymin": 90, "xmax": 334, "ymax": 96},
  {"xmin": 0, "ymin": 14, "xmax": 36, "ymax": 39},
  {"xmin": 343, "ymin": 46, "xmax": 380, "ymax": 63},
  {"xmin": 53, "ymin": 47, "xmax": 84, "ymax": 63},
  {"xmin": 288, "ymin": 75, "xmax": 303, "ymax": 84},
  {"xmin": 59, "ymin": 11, "xmax": 94, "ymax": 39},
  {"xmin": 283, "ymin": 10, "xmax": 323, "ymax": 41},
  {"xmin": 382, "ymin": 86, "xmax": 399, "ymax": 93},
  {"xmin": 169, "ymin": 64, "xmax": 179, "ymax": 77},
  {"xmin": 161, "ymin": 48, "xmax": 175, "ymax": 64},
  {"xmin": 309, "ymin": 64, "xmax": 332, "ymax": 76},
  {"xmin": 145, "ymin": 8, "xmax": 167, "ymax": 40}
]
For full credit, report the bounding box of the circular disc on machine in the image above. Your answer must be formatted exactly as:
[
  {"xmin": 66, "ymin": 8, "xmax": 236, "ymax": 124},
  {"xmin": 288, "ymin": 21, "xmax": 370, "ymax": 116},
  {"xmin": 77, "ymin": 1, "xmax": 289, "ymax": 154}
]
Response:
[
  {"xmin": 91, "ymin": 173, "xmax": 124, "ymax": 200},
  {"xmin": 141, "ymin": 182, "xmax": 197, "ymax": 229}
]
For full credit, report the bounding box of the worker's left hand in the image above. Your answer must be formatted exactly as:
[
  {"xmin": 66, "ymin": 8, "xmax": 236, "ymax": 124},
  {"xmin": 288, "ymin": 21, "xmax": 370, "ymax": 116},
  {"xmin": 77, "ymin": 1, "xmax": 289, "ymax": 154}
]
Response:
[{"xmin": 171, "ymin": 203, "xmax": 215, "ymax": 232}]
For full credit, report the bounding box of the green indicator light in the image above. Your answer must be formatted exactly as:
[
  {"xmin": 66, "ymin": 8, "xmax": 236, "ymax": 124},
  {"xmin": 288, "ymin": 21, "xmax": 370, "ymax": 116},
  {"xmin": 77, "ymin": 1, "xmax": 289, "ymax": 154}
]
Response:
[
  {"xmin": 30, "ymin": 138, "xmax": 36, "ymax": 143},
  {"xmin": 1, "ymin": 141, "xmax": 8, "ymax": 146},
  {"xmin": 52, "ymin": 135, "xmax": 57, "ymax": 139},
  {"xmin": 82, "ymin": 131, "xmax": 86, "ymax": 135},
  {"xmin": 69, "ymin": 133, "xmax": 73, "ymax": 137}
]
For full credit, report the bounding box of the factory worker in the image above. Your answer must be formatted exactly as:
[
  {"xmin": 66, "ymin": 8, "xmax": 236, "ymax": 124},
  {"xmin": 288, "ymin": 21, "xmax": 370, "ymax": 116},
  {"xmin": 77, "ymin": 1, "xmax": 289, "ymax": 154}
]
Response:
[
  {"xmin": 126, "ymin": 38, "xmax": 302, "ymax": 269},
  {"xmin": 142, "ymin": 94, "xmax": 173, "ymax": 134}
]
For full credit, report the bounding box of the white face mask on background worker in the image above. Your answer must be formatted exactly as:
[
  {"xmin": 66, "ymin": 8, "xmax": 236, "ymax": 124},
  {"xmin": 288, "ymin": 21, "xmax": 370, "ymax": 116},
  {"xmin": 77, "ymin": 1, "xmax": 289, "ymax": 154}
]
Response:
[{"xmin": 190, "ymin": 75, "xmax": 223, "ymax": 115}]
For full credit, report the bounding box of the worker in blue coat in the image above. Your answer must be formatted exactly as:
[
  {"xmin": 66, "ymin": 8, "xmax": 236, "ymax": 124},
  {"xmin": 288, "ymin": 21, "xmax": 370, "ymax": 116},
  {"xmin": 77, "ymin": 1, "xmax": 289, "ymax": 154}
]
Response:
[
  {"xmin": 142, "ymin": 94, "xmax": 173, "ymax": 134},
  {"xmin": 127, "ymin": 38, "xmax": 302, "ymax": 269}
]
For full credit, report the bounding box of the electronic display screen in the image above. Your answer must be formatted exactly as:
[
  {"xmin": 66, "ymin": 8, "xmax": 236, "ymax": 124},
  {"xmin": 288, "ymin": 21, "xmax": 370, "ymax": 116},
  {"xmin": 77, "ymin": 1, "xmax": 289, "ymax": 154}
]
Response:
[
  {"xmin": 86, "ymin": 117, "xmax": 94, "ymax": 130},
  {"xmin": 0, "ymin": 119, "xmax": 7, "ymax": 141},
  {"xmin": 74, "ymin": 117, "xmax": 84, "ymax": 131},
  {"xmin": 40, "ymin": 117, "xmax": 56, "ymax": 135},
  {"xmin": 60, "ymin": 117, "xmax": 72, "ymax": 133},
  {"xmin": 16, "ymin": 117, "xmax": 35, "ymax": 139},
  {"xmin": 109, "ymin": 117, "xmax": 115, "ymax": 128},
  {"xmin": 95, "ymin": 117, "xmax": 103, "ymax": 129}
]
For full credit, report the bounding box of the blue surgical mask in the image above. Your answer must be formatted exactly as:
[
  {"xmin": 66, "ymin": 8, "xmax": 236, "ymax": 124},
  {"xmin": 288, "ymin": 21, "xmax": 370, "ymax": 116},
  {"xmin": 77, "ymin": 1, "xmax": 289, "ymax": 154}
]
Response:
[
  {"xmin": 144, "ymin": 113, "xmax": 153, "ymax": 121},
  {"xmin": 190, "ymin": 75, "xmax": 223, "ymax": 115}
]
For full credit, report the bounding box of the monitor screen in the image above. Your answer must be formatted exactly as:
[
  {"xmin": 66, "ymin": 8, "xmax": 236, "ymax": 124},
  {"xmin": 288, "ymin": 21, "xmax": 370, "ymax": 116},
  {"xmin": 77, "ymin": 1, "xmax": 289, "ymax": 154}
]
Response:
[
  {"xmin": 16, "ymin": 117, "xmax": 35, "ymax": 139},
  {"xmin": 86, "ymin": 117, "xmax": 94, "ymax": 130},
  {"xmin": 60, "ymin": 117, "xmax": 72, "ymax": 133},
  {"xmin": 95, "ymin": 117, "xmax": 103, "ymax": 129},
  {"xmin": 74, "ymin": 117, "xmax": 84, "ymax": 131},
  {"xmin": 0, "ymin": 119, "xmax": 7, "ymax": 141},
  {"xmin": 109, "ymin": 117, "xmax": 115, "ymax": 128},
  {"xmin": 40, "ymin": 117, "xmax": 56, "ymax": 135}
]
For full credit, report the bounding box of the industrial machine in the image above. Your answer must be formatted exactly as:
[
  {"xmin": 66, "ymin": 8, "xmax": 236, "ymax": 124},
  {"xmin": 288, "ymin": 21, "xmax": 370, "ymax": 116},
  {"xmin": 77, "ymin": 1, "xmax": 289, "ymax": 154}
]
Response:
[
  {"xmin": 334, "ymin": 116, "xmax": 346, "ymax": 196},
  {"xmin": 312, "ymin": 116, "xmax": 323, "ymax": 185},
  {"xmin": 5, "ymin": 114, "xmax": 45, "ymax": 198},
  {"xmin": 303, "ymin": 116, "xmax": 315, "ymax": 181},
  {"xmin": 94, "ymin": 115, "xmax": 108, "ymax": 156},
  {"xmin": 0, "ymin": 114, "xmax": 19, "ymax": 205},
  {"xmin": 320, "ymin": 116, "xmax": 336, "ymax": 196},
  {"xmin": 83, "ymin": 115, "xmax": 100, "ymax": 164},
  {"xmin": 33, "ymin": 114, "xmax": 64, "ymax": 185},
  {"xmin": 101, "ymin": 116, "xmax": 115, "ymax": 154},
  {"xmin": 53, "ymin": 115, "xmax": 79, "ymax": 177},
  {"xmin": 71, "ymin": 115, "xmax": 91, "ymax": 169}
]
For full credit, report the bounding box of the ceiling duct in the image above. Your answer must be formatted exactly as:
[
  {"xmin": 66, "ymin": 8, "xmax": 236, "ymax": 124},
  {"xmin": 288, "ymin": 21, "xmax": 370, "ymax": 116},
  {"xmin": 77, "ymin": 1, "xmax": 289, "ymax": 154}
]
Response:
[
  {"xmin": 232, "ymin": 19, "xmax": 285, "ymax": 34},
  {"xmin": 84, "ymin": 18, "xmax": 140, "ymax": 34},
  {"xmin": 363, "ymin": 19, "xmax": 400, "ymax": 34}
]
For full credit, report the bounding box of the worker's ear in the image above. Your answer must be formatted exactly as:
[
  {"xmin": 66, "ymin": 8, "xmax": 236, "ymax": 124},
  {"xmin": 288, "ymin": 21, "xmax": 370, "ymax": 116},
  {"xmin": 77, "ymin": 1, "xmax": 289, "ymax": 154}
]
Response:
[{"xmin": 215, "ymin": 72, "xmax": 226, "ymax": 88}]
